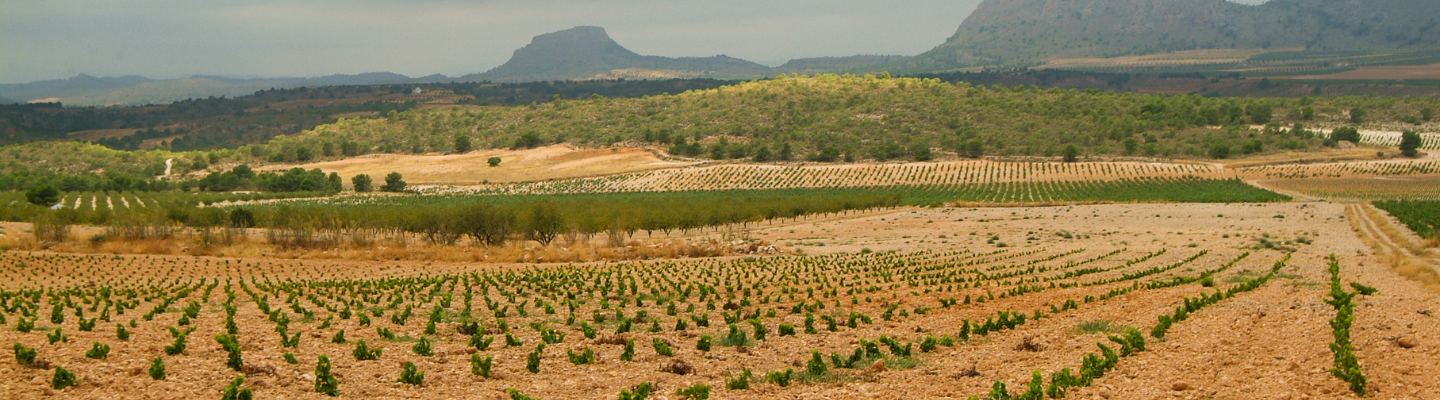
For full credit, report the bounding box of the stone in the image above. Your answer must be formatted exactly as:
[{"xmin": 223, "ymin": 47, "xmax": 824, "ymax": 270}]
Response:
[
  {"xmin": 1396, "ymin": 336, "xmax": 1420, "ymax": 349},
  {"xmin": 1171, "ymin": 382, "xmax": 1190, "ymax": 391}
]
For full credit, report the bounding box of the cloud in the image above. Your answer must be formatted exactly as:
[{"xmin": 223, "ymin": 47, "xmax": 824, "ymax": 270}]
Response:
[{"xmin": 0, "ymin": 0, "xmax": 980, "ymax": 83}]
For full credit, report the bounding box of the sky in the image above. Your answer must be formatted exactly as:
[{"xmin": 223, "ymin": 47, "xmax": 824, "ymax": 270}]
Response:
[{"xmin": 0, "ymin": 0, "xmax": 1270, "ymax": 84}]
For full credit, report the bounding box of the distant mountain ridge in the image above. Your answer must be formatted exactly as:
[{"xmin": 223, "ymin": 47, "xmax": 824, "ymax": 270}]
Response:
[
  {"xmin": 466, "ymin": 26, "xmax": 773, "ymax": 82},
  {"xmin": 0, "ymin": 73, "xmax": 432, "ymax": 107},
  {"xmin": 902, "ymin": 0, "xmax": 1440, "ymax": 72}
]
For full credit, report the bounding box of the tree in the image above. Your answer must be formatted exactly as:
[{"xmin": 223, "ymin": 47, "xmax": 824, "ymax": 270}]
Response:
[
  {"xmin": 1208, "ymin": 144, "xmax": 1232, "ymax": 159},
  {"xmin": 1061, "ymin": 145, "xmax": 1080, "ymax": 162},
  {"xmin": 326, "ymin": 173, "xmax": 343, "ymax": 193},
  {"xmin": 1400, "ymin": 131, "xmax": 1423, "ymax": 158},
  {"xmin": 910, "ymin": 140, "xmax": 932, "ymax": 161},
  {"xmin": 1123, "ymin": 138, "xmax": 1139, "ymax": 155},
  {"xmin": 352, "ymin": 174, "xmax": 373, "ymax": 192},
  {"xmin": 1302, "ymin": 106, "xmax": 1315, "ymax": 121},
  {"xmin": 488, "ymin": 157, "xmax": 502, "ymax": 167},
  {"xmin": 1247, "ymin": 103, "xmax": 1273, "ymax": 124},
  {"xmin": 1350, "ymin": 107, "xmax": 1366, "ymax": 124},
  {"xmin": 752, "ymin": 146, "xmax": 773, "ymax": 162},
  {"xmin": 527, "ymin": 202, "xmax": 564, "ymax": 246},
  {"xmin": 381, "ymin": 172, "xmax": 406, "ymax": 192},
  {"xmin": 778, "ymin": 143, "xmax": 793, "ymax": 161},
  {"xmin": 454, "ymin": 134, "xmax": 473, "ymax": 154},
  {"xmin": 1423, "ymin": 108, "xmax": 1435, "ymax": 122},
  {"xmin": 962, "ymin": 139, "xmax": 984, "ymax": 158},
  {"xmin": 1332, "ymin": 127, "xmax": 1362, "ymax": 144},
  {"xmin": 26, "ymin": 185, "xmax": 60, "ymax": 206}
]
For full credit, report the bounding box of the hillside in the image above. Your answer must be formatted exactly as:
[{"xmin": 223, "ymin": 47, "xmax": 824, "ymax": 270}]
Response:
[
  {"xmin": 467, "ymin": 26, "xmax": 773, "ymax": 82},
  {"xmin": 902, "ymin": 0, "xmax": 1440, "ymax": 72},
  {"xmin": 0, "ymin": 73, "xmax": 427, "ymax": 107}
]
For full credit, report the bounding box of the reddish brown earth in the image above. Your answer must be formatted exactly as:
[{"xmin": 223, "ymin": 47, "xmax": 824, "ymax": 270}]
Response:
[{"xmin": 1, "ymin": 202, "xmax": 1436, "ymax": 399}]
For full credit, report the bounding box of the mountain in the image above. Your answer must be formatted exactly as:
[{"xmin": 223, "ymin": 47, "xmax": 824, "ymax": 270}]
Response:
[
  {"xmin": 774, "ymin": 55, "xmax": 913, "ymax": 75},
  {"xmin": 0, "ymin": 96, "xmax": 16, "ymax": 105},
  {"xmin": 0, "ymin": 73, "xmax": 427, "ymax": 107},
  {"xmin": 903, "ymin": 0, "xmax": 1440, "ymax": 72},
  {"xmin": 468, "ymin": 26, "xmax": 772, "ymax": 82}
]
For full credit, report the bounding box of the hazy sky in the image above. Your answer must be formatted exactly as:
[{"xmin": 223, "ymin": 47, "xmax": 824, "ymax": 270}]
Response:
[{"xmin": 0, "ymin": 0, "xmax": 1270, "ymax": 84}]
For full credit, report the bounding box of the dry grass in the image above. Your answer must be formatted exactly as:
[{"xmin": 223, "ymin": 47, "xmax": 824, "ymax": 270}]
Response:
[{"xmin": 263, "ymin": 144, "xmax": 696, "ymax": 186}]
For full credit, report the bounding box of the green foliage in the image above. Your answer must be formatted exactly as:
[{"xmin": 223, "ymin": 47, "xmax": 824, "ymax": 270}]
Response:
[
  {"xmin": 618, "ymin": 382, "xmax": 652, "ymax": 400},
  {"xmin": 13, "ymin": 343, "xmax": 37, "ymax": 365},
  {"xmin": 1331, "ymin": 127, "xmax": 1361, "ymax": 143},
  {"xmin": 352, "ymin": 340, "xmax": 382, "ymax": 361},
  {"xmin": 315, "ymin": 355, "xmax": 339, "ymax": 396},
  {"xmin": 675, "ymin": 383, "xmax": 711, "ymax": 400},
  {"xmin": 1350, "ymin": 107, "xmax": 1367, "ymax": 123},
  {"xmin": 26, "ymin": 185, "xmax": 60, "ymax": 206},
  {"xmin": 506, "ymin": 388, "xmax": 539, "ymax": 400},
  {"xmin": 652, "ymin": 338, "xmax": 673, "ymax": 357},
  {"xmin": 1061, "ymin": 145, "xmax": 1080, "ymax": 162},
  {"xmin": 1373, "ymin": 200, "xmax": 1440, "ymax": 239},
  {"xmin": 52, "ymin": 366, "xmax": 77, "ymax": 390},
  {"xmin": 765, "ymin": 368, "xmax": 794, "ymax": 387},
  {"xmin": 351, "ymin": 174, "xmax": 373, "ymax": 192},
  {"xmin": 149, "ymin": 357, "xmax": 166, "ymax": 380},
  {"xmin": 412, "ymin": 337, "xmax": 433, "ymax": 356},
  {"xmin": 85, "ymin": 342, "xmax": 110, "ymax": 360},
  {"xmin": 488, "ymin": 157, "xmax": 503, "ymax": 167},
  {"xmin": 454, "ymin": 134, "xmax": 473, "ymax": 153},
  {"xmin": 381, "ymin": 172, "xmax": 406, "ymax": 192},
  {"xmin": 568, "ymin": 348, "xmax": 596, "ymax": 365},
  {"xmin": 1325, "ymin": 254, "xmax": 1369, "ymax": 397},
  {"xmin": 1399, "ymin": 131, "xmax": 1423, "ymax": 157},
  {"xmin": 526, "ymin": 345, "xmax": 543, "ymax": 373},
  {"xmin": 725, "ymin": 368, "xmax": 753, "ymax": 390},
  {"xmin": 221, "ymin": 375, "xmax": 252, "ymax": 400},
  {"xmin": 471, "ymin": 353, "xmax": 494, "ymax": 378},
  {"xmin": 398, "ymin": 361, "xmax": 424, "ymax": 386},
  {"xmin": 216, "ymin": 334, "xmax": 243, "ymax": 371},
  {"xmin": 620, "ymin": 339, "xmax": 635, "ymax": 362}
]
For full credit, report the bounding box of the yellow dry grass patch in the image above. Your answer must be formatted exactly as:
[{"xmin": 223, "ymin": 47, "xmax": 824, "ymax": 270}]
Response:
[
  {"xmin": 265, "ymin": 144, "xmax": 698, "ymax": 186},
  {"xmin": 1287, "ymin": 63, "xmax": 1440, "ymax": 80},
  {"xmin": 1222, "ymin": 148, "xmax": 1385, "ymax": 169},
  {"xmin": 1038, "ymin": 48, "xmax": 1275, "ymax": 70}
]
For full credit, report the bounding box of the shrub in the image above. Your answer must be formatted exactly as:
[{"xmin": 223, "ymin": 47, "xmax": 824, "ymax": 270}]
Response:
[
  {"xmin": 85, "ymin": 342, "xmax": 110, "ymax": 360},
  {"xmin": 353, "ymin": 340, "xmax": 381, "ymax": 361},
  {"xmin": 216, "ymin": 334, "xmax": 242, "ymax": 371},
  {"xmin": 14, "ymin": 343, "xmax": 37, "ymax": 365},
  {"xmin": 398, "ymin": 361, "xmax": 424, "ymax": 386},
  {"xmin": 488, "ymin": 157, "xmax": 502, "ymax": 167},
  {"xmin": 315, "ymin": 355, "xmax": 339, "ymax": 396},
  {"xmin": 412, "ymin": 337, "xmax": 433, "ymax": 356},
  {"xmin": 806, "ymin": 351, "xmax": 827, "ymax": 377},
  {"xmin": 507, "ymin": 388, "xmax": 538, "ymax": 400},
  {"xmin": 471, "ymin": 354, "xmax": 494, "ymax": 378},
  {"xmin": 618, "ymin": 382, "xmax": 652, "ymax": 400},
  {"xmin": 1400, "ymin": 131, "xmax": 1422, "ymax": 157},
  {"xmin": 116, "ymin": 324, "xmax": 130, "ymax": 340},
  {"xmin": 765, "ymin": 368, "xmax": 793, "ymax": 387},
  {"xmin": 725, "ymin": 368, "xmax": 753, "ymax": 390},
  {"xmin": 283, "ymin": 353, "xmax": 299, "ymax": 364},
  {"xmin": 351, "ymin": 174, "xmax": 373, "ymax": 192},
  {"xmin": 148, "ymin": 357, "xmax": 166, "ymax": 380},
  {"xmin": 676, "ymin": 384, "xmax": 711, "ymax": 400},
  {"xmin": 331, "ymin": 330, "xmax": 346, "ymax": 344},
  {"xmin": 620, "ymin": 339, "xmax": 635, "ymax": 362},
  {"xmin": 47, "ymin": 327, "xmax": 67, "ymax": 345},
  {"xmin": 52, "ymin": 366, "xmax": 77, "ymax": 390},
  {"xmin": 696, "ymin": 335, "xmax": 712, "ymax": 352},
  {"xmin": 221, "ymin": 375, "xmax": 251, "ymax": 400},
  {"xmin": 652, "ymin": 338, "xmax": 674, "ymax": 357},
  {"xmin": 568, "ymin": 348, "xmax": 596, "ymax": 365}
]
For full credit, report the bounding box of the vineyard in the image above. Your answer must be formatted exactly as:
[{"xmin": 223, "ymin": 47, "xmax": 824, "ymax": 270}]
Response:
[
  {"xmin": 1261, "ymin": 177, "xmax": 1440, "ymax": 201},
  {"xmin": 436, "ymin": 160, "xmax": 1228, "ymax": 196},
  {"xmin": 2, "ymin": 202, "xmax": 1435, "ymax": 399},
  {"xmin": 1373, "ymin": 200, "xmax": 1440, "ymax": 239}
]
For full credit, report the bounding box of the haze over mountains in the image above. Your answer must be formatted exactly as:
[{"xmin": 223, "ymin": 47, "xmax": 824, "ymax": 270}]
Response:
[{"xmin": 5, "ymin": 0, "xmax": 1437, "ymax": 106}]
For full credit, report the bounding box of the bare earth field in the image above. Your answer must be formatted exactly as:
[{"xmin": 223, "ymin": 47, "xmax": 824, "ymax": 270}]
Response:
[
  {"xmin": 1288, "ymin": 63, "xmax": 1440, "ymax": 80},
  {"xmin": 263, "ymin": 145, "xmax": 698, "ymax": 186},
  {"xmin": 2, "ymin": 201, "xmax": 1437, "ymax": 399}
]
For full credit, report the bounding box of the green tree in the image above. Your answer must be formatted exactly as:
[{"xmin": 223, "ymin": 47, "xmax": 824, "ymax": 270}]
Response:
[
  {"xmin": 1209, "ymin": 144, "xmax": 1232, "ymax": 159},
  {"xmin": 381, "ymin": 172, "xmax": 406, "ymax": 192},
  {"xmin": 910, "ymin": 140, "xmax": 933, "ymax": 161},
  {"xmin": 1423, "ymin": 108, "xmax": 1435, "ymax": 122},
  {"xmin": 488, "ymin": 157, "xmax": 502, "ymax": 167},
  {"xmin": 962, "ymin": 139, "xmax": 984, "ymax": 158},
  {"xmin": 454, "ymin": 134, "xmax": 473, "ymax": 154},
  {"xmin": 1350, "ymin": 107, "xmax": 1366, "ymax": 124},
  {"xmin": 1332, "ymin": 127, "xmax": 1362, "ymax": 144},
  {"xmin": 1123, "ymin": 138, "xmax": 1139, "ymax": 155},
  {"xmin": 352, "ymin": 174, "xmax": 373, "ymax": 192},
  {"xmin": 326, "ymin": 172, "xmax": 343, "ymax": 193},
  {"xmin": 1061, "ymin": 145, "xmax": 1080, "ymax": 162},
  {"xmin": 1400, "ymin": 131, "xmax": 1423, "ymax": 157},
  {"xmin": 778, "ymin": 143, "xmax": 793, "ymax": 161},
  {"xmin": 527, "ymin": 202, "xmax": 564, "ymax": 246},
  {"xmin": 1248, "ymin": 103, "xmax": 1273, "ymax": 124},
  {"xmin": 1302, "ymin": 106, "xmax": 1315, "ymax": 121},
  {"xmin": 753, "ymin": 145, "xmax": 773, "ymax": 162},
  {"xmin": 26, "ymin": 185, "xmax": 60, "ymax": 206}
]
